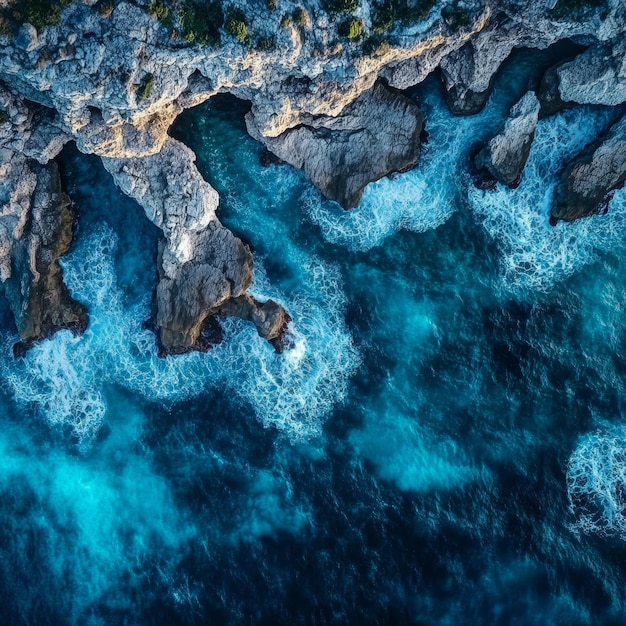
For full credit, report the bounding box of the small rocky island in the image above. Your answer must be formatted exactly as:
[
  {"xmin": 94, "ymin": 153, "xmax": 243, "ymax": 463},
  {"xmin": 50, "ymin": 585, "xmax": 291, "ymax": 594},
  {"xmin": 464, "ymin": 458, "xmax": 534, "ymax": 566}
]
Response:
[{"xmin": 1, "ymin": 0, "xmax": 625, "ymax": 354}]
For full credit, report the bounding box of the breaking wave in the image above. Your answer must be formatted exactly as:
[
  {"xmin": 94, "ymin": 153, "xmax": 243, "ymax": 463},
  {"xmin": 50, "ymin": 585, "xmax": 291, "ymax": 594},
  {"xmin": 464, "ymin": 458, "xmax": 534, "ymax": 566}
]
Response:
[
  {"xmin": 3, "ymin": 224, "xmax": 358, "ymax": 442},
  {"xmin": 567, "ymin": 428, "xmax": 626, "ymax": 539},
  {"xmin": 469, "ymin": 106, "xmax": 625, "ymax": 293}
]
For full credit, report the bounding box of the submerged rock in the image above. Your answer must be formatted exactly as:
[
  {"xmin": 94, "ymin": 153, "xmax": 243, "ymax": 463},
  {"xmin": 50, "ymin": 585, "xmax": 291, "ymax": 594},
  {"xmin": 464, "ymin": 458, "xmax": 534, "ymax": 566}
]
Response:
[
  {"xmin": 551, "ymin": 113, "xmax": 626, "ymax": 223},
  {"xmin": 474, "ymin": 91, "xmax": 540, "ymax": 187},
  {"xmin": 102, "ymin": 138, "xmax": 290, "ymax": 354},
  {"xmin": 246, "ymin": 81, "xmax": 423, "ymax": 209}
]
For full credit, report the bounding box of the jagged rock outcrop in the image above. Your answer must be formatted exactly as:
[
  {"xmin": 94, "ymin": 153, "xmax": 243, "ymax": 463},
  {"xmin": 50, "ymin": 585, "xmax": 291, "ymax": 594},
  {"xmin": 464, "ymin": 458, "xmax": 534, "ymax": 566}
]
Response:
[
  {"xmin": 539, "ymin": 38, "xmax": 626, "ymax": 117},
  {"xmin": 439, "ymin": 33, "xmax": 512, "ymax": 115},
  {"xmin": 474, "ymin": 91, "xmax": 540, "ymax": 187},
  {"xmin": 1, "ymin": 0, "xmax": 618, "ymax": 158},
  {"xmin": 101, "ymin": 137, "xmax": 289, "ymax": 354},
  {"xmin": 214, "ymin": 295, "xmax": 292, "ymax": 352},
  {"xmin": 0, "ymin": 86, "xmax": 86, "ymax": 353},
  {"xmin": 437, "ymin": 9, "xmax": 594, "ymax": 115},
  {"xmin": 246, "ymin": 81, "xmax": 424, "ymax": 209},
  {"xmin": 551, "ymin": 113, "xmax": 626, "ymax": 223},
  {"xmin": 0, "ymin": 0, "xmax": 624, "ymax": 355},
  {"xmin": 0, "ymin": 155, "xmax": 88, "ymax": 354}
]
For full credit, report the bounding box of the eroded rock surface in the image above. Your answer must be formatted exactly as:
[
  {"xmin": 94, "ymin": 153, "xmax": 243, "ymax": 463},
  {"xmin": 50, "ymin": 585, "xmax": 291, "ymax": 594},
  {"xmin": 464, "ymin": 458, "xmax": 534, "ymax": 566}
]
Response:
[
  {"xmin": 474, "ymin": 91, "xmax": 540, "ymax": 187},
  {"xmin": 0, "ymin": 155, "xmax": 87, "ymax": 353},
  {"xmin": 552, "ymin": 113, "xmax": 626, "ymax": 223},
  {"xmin": 101, "ymin": 137, "xmax": 289, "ymax": 354},
  {"xmin": 539, "ymin": 39, "xmax": 626, "ymax": 117},
  {"xmin": 0, "ymin": 86, "xmax": 86, "ymax": 353},
  {"xmin": 246, "ymin": 81, "xmax": 423, "ymax": 209},
  {"xmin": 0, "ymin": 0, "xmax": 624, "ymax": 354}
]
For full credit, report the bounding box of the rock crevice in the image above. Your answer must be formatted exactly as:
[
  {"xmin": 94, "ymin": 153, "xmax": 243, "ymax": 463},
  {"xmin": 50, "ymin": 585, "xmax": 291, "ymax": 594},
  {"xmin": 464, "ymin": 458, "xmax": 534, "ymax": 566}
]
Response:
[{"xmin": 474, "ymin": 90, "xmax": 540, "ymax": 187}]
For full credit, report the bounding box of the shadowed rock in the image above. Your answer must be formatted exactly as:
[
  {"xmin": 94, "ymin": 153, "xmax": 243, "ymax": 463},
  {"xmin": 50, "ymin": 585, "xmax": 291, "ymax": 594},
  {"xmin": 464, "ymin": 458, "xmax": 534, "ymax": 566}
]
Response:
[
  {"xmin": 214, "ymin": 295, "xmax": 292, "ymax": 352},
  {"xmin": 439, "ymin": 39, "xmax": 509, "ymax": 115},
  {"xmin": 245, "ymin": 81, "xmax": 423, "ymax": 209},
  {"xmin": 0, "ymin": 156, "xmax": 88, "ymax": 354},
  {"xmin": 551, "ymin": 113, "xmax": 626, "ymax": 223},
  {"xmin": 537, "ymin": 60, "xmax": 576, "ymax": 118},
  {"xmin": 474, "ymin": 91, "xmax": 540, "ymax": 186}
]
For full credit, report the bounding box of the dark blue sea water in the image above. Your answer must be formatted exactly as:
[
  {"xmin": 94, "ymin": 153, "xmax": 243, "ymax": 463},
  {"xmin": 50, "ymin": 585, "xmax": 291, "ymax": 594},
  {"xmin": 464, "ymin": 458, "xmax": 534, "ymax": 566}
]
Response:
[{"xmin": 2, "ymin": 48, "xmax": 626, "ymax": 624}]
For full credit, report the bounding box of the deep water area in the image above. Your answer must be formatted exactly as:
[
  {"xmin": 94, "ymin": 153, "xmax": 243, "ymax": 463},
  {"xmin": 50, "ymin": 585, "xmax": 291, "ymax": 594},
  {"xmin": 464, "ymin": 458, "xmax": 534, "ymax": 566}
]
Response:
[{"xmin": 2, "ymin": 47, "xmax": 626, "ymax": 624}]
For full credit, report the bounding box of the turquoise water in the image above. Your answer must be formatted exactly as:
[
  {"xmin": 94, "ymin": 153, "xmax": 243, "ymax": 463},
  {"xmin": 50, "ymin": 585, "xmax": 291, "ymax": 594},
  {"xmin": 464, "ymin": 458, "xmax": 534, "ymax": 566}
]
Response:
[{"xmin": 2, "ymin": 48, "xmax": 626, "ymax": 623}]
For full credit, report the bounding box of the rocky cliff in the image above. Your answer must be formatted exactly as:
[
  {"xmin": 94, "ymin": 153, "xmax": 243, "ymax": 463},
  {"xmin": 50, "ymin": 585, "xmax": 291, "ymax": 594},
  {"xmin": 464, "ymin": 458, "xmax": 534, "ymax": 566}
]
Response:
[
  {"xmin": 552, "ymin": 112, "xmax": 626, "ymax": 223},
  {"xmin": 1, "ymin": 0, "xmax": 625, "ymax": 352}
]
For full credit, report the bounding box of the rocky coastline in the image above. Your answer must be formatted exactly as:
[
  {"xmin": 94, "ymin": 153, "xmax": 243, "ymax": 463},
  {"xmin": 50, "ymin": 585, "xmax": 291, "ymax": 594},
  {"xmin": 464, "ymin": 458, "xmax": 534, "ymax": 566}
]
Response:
[{"xmin": 1, "ymin": 0, "xmax": 625, "ymax": 353}]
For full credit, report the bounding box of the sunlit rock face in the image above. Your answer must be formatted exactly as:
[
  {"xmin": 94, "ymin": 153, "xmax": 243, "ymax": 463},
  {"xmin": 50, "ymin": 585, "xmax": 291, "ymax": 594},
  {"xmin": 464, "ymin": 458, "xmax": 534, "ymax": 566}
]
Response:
[{"xmin": 0, "ymin": 0, "xmax": 626, "ymax": 350}]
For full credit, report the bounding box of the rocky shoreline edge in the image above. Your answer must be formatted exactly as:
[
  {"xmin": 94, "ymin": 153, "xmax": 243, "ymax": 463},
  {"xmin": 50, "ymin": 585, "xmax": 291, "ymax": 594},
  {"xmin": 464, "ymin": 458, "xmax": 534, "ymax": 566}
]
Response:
[{"xmin": 1, "ymin": 0, "xmax": 625, "ymax": 354}]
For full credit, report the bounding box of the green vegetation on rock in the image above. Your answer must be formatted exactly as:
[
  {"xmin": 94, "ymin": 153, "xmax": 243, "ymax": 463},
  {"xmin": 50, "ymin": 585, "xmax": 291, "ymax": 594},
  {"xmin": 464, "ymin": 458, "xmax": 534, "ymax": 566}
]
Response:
[
  {"xmin": 257, "ymin": 35, "xmax": 275, "ymax": 51},
  {"xmin": 371, "ymin": 6, "xmax": 394, "ymax": 34},
  {"xmin": 370, "ymin": 0, "xmax": 437, "ymax": 31},
  {"xmin": 5, "ymin": 0, "xmax": 73, "ymax": 32},
  {"xmin": 225, "ymin": 8, "xmax": 251, "ymax": 46},
  {"xmin": 180, "ymin": 1, "xmax": 223, "ymax": 46},
  {"xmin": 149, "ymin": 0, "xmax": 170, "ymax": 23},
  {"xmin": 293, "ymin": 6, "xmax": 311, "ymax": 28},
  {"xmin": 324, "ymin": 0, "xmax": 360, "ymax": 16},
  {"xmin": 339, "ymin": 17, "xmax": 365, "ymax": 40},
  {"xmin": 137, "ymin": 73, "xmax": 155, "ymax": 102},
  {"xmin": 0, "ymin": 110, "xmax": 8, "ymax": 124}
]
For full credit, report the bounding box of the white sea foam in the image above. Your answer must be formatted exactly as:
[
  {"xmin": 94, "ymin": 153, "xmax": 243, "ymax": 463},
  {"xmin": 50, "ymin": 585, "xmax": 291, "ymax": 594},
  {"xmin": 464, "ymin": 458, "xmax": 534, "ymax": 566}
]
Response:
[
  {"xmin": 3, "ymin": 224, "xmax": 359, "ymax": 442},
  {"xmin": 469, "ymin": 107, "xmax": 626, "ymax": 293},
  {"xmin": 567, "ymin": 428, "xmax": 626, "ymax": 539},
  {"xmin": 304, "ymin": 82, "xmax": 506, "ymax": 251}
]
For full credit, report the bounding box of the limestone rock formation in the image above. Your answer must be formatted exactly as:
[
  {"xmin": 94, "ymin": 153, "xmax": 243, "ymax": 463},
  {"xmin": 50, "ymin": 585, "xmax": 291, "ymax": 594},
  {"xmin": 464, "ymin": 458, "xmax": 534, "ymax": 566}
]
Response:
[
  {"xmin": 551, "ymin": 113, "xmax": 626, "ymax": 223},
  {"xmin": 0, "ymin": 86, "xmax": 86, "ymax": 354},
  {"xmin": 246, "ymin": 81, "xmax": 424, "ymax": 209},
  {"xmin": 101, "ymin": 137, "xmax": 289, "ymax": 354},
  {"xmin": 0, "ymin": 155, "xmax": 88, "ymax": 354},
  {"xmin": 0, "ymin": 0, "xmax": 624, "ymax": 355},
  {"xmin": 474, "ymin": 91, "xmax": 540, "ymax": 187},
  {"xmin": 539, "ymin": 39, "xmax": 626, "ymax": 117},
  {"xmin": 437, "ymin": 10, "xmax": 590, "ymax": 116},
  {"xmin": 214, "ymin": 295, "xmax": 292, "ymax": 352},
  {"xmin": 440, "ymin": 36, "xmax": 512, "ymax": 115}
]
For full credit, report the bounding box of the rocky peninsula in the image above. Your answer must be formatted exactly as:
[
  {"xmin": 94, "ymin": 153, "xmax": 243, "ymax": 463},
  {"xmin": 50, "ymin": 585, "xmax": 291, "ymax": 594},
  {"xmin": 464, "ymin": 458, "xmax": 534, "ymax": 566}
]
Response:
[{"xmin": 1, "ymin": 0, "xmax": 625, "ymax": 353}]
